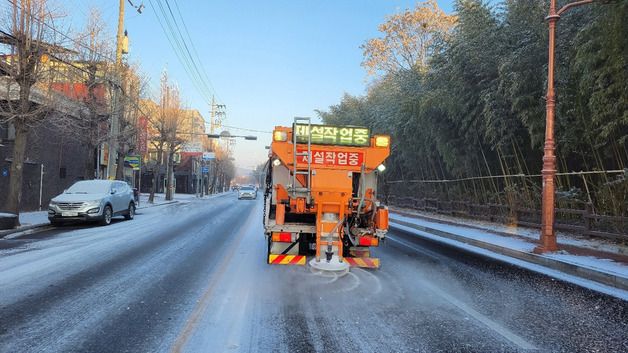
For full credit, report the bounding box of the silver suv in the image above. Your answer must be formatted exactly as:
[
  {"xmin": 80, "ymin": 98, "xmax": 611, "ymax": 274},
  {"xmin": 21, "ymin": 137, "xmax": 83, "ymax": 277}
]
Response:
[{"xmin": 48, "ymin": 180, "xmax": 135, "ymax": 226}]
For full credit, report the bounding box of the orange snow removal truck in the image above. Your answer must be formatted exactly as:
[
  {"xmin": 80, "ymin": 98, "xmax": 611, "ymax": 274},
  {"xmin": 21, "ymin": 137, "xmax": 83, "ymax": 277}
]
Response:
[{"xmin": 262, "ymin": 118, "xmax": 391, "ymax": 272}]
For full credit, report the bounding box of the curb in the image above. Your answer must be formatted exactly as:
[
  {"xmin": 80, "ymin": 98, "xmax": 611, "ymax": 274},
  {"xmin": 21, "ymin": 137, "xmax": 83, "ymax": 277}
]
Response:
[
  {"xmin": 0, "ymin": 223, "xmax": 51, "ymax": 239},
  {"xmin": 137, "ymin": 200, "xmax": 178, "ymax": 210},
  {"xmin": 389, "ymin": 218, "xmax": 628, "ymax": 292}
]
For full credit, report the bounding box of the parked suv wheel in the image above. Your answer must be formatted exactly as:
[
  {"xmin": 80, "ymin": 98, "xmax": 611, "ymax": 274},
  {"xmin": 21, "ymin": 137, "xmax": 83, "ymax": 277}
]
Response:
[
  {"xmin": 124, "ymin": 202, "xmax": 135, "ymax": 220},
  {"xmin": 100, "ymin": 205, "xmax": 113, "ymax": 226}
]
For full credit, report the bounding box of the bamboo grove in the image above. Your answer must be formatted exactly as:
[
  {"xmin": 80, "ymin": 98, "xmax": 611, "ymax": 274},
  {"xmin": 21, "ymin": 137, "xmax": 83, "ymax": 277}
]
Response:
[{"xmin": 318, "ymin": 0, "xmax": 627, "ymax": 227}]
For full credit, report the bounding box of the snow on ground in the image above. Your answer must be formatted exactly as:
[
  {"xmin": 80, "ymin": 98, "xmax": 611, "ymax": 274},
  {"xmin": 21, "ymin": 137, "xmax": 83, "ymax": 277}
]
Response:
[
  {"xmin": 139, "ymin": 192, "xmax": 229, "ymax": 206},
  {"xmin": 389, "ymin": 222, "xmax": 628, "ymax": 301},
  {"xmin": 391, "ymin": 207, "xmax": 627, "ymax": 256},
  {"xmin": 19, "ymin": 211, "xmax": 49, "ymax": 227},
  {"xmin": 545, "ymin": 253, "xmax": 628, "ymax": 276},
  {"xmin": 389, "ymin": 213, "xmax": 627, "ymax": 280},
  {"xmin": 390, "ymin": 213, "xmax": 537, "ymax": 252}
]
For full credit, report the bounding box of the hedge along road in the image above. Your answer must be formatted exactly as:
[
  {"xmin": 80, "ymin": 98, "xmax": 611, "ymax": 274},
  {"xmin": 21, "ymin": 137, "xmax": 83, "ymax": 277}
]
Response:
[{"xmin": 0, "ymin": 194, "xmax": 625, "ymax": 353}]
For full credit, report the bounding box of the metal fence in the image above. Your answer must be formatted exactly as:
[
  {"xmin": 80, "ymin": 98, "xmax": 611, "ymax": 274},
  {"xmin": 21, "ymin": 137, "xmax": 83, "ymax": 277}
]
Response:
[{"xmin": 387, "ymin": 196, "xmax": 628, "ymax": 242}]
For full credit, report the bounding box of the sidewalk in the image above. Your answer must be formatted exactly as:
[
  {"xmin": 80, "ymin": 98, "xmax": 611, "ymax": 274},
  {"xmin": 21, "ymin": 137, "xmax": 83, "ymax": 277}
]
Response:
[
  {"xmin": 389, "ymin": 208, "xmax": 628, "ymax": 300},
  {"xmin": 0, "ymin": 192, "xmax": 229, "ymax": 238}
]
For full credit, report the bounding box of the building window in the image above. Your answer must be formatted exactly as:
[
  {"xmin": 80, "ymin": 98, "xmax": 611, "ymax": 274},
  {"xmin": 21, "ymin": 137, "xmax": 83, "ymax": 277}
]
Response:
[{"xmin": 59, "ymin": 167, "xmax": 66, "ymax": 179}]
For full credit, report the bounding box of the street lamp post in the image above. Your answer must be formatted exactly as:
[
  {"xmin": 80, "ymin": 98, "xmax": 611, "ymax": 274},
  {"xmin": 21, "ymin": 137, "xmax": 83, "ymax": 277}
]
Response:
[{"xmin": 536, "ymin": 0, "xmax": 594, "ymax": 253}]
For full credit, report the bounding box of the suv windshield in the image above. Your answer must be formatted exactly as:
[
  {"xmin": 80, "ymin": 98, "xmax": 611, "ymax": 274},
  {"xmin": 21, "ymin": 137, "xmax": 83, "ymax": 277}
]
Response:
[
  {"xmin": 66, "ymin": 181, "xmax": 111, "ymax": 194},
  {"xmin": 240, "ymin": 187, "xmax": 254, "ymax": 191}
]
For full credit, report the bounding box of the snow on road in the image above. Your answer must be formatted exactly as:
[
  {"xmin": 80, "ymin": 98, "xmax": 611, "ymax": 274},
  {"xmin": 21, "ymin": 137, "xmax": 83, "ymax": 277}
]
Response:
[{"xmin": 1, "ymin": 195, "xmax": 626, "ymax": 353}]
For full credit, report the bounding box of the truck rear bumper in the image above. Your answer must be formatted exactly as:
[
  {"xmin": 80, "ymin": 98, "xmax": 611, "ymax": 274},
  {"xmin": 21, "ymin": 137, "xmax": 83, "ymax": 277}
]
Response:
[
  {"xmin": 268, "ymin": 254, "xmax": 307, "ymax": 265},
  {"xmin": 264, "ymin": 221, "xmax": 316, "ymax": 234}
]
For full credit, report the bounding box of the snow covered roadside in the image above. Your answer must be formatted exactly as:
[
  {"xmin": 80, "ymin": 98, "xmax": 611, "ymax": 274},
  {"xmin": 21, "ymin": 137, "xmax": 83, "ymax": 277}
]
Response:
[
  {"xmin": 138, "ymin": 192, "xmax": 230, "ymax": 207},
  {"xmin": 389, "ymin": 213, "xmax": 628, "ymax": 300},
  {"xmin": 391, "ymin": 207, "xmax": 627, "ymax": 256},
  {"xmin": 19, "ymin": 211, "xmax": 49, "ymax": 226},
  {"xmin": 0, "ymin": 192, "xmax": 231, "ymax": 238}
]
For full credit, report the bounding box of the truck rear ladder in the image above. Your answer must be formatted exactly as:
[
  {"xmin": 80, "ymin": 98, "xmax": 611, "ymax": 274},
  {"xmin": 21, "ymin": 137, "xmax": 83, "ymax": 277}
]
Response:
[{"xmin": 291, "ymin": 117, "xmax": 311, "ymax": 199}]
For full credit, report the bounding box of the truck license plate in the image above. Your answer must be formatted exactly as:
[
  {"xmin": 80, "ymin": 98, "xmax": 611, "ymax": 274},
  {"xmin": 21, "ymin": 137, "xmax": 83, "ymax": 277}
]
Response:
[{"xmin": 62, "ymin": 212, "xmax": 78, "ymax": 217}]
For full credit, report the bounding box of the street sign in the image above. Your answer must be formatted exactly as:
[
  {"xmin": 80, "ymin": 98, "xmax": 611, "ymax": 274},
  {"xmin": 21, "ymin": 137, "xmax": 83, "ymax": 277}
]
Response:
[
  {"xmin": 202, "ymin": 152, "xmax": 215, "ymax": 161},
  {"xmin": 124, "ymin": 155, "xmax": 141, "ymax": 170},
  {"xmin": 182, "ymin": 142, "xmax": 202, "ymax": 153},
  {"xmin": 1, "ymin": 168, "xmax": 8, "ymax": 177},
  {"xmin": 201, "ymin": 166, "xmax": 209, "ymax": 174}
]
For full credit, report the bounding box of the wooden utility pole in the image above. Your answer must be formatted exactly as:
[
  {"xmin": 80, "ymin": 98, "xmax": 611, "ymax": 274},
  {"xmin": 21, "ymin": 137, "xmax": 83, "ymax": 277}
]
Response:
[{"xmin": 107, "ymin": 0, "xmax": 125, "ymax": 179}]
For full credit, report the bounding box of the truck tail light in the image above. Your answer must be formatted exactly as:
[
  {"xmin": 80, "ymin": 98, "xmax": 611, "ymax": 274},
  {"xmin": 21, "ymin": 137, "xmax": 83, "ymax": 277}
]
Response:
[{"xmin": 272, "ymin": 232, "xmax": 293, "ymax": 242}]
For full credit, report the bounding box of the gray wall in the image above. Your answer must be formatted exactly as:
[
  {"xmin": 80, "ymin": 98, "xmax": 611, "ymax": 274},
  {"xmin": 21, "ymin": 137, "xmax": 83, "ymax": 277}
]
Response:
[{"xmin": 0, "ymin": 122, "xmax": 90, "ymax": 212}]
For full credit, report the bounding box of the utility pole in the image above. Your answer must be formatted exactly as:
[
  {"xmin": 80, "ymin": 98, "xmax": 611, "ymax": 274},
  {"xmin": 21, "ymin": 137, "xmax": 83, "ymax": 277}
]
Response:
[
  {"xmin": 107, "ymin": 0, "xmax": 125, "ymax": 179},
  {"xmin": 107, "ymin": 0, "xmax": 142, "ymax": 180},
  {"xmin": 208, "ymin": 95, "xmax": 226, "ymax": 194}
]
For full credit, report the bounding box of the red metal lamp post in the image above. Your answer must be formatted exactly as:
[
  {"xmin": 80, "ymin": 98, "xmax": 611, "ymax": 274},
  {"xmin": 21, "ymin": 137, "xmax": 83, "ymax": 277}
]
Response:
[{"xmin": 536, "ymin": 0, "xmax": 594, "ymax": 253}]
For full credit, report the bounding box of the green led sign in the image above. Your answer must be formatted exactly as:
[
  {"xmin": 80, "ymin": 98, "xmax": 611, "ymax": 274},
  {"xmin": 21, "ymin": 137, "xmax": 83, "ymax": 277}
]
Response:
[{"xmin": 294, "ymin": 124, "xmax": 371, "ymax": 147}]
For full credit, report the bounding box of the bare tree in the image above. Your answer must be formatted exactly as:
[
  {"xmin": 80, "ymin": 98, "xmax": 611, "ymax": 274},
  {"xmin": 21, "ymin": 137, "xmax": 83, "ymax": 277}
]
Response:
[
  {"xmin": 0, "ymin": 0, "xmax": 64, "ymax": 216},
  {"xmin": 71, "ymin": 7, "xmax": 114, "ymax": 180},
  {"xmin": 163, "ymin": 84, "xmax": 184, "ymax": 201},
  {"xmin": 145, "ymin": 99, "xmax": 164, "ymax": 204},
  {"xmin": 209, "ymin": 144, "xmax": 235, "ymax": 194},
  {"xmin": 114, "ymin": 64, "xmax": 146, "ymax": 181},
  {"xmin": 147, "ymin": 71, "xmax": 184, "ymax": 202}
]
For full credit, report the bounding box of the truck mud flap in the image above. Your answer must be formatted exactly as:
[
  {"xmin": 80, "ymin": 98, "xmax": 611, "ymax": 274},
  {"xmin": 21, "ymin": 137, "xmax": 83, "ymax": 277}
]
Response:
[
  {"xmin": 343, "ymin": 257, "xmax": 380, "ymax": 268},
  {"xmin": 268, "ymin": 254, "xmax": 307, "ymax": 265}
]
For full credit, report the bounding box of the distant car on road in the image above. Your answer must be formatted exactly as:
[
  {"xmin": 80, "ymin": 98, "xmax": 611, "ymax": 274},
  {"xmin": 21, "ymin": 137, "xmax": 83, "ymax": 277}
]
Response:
[
  {"xmin": 238, "ymin": 185, "xmax": 257, "ymax": 200},
  {"xmin": 48, "ymin": 180, "xmax": 136, "ymax": 226}
]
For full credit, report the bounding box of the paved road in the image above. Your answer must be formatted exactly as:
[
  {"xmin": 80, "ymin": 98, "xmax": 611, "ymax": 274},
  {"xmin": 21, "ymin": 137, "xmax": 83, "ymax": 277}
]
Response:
[{"xmin": 0, "ymin": 194, "xmax": 626, "ymax": 353}]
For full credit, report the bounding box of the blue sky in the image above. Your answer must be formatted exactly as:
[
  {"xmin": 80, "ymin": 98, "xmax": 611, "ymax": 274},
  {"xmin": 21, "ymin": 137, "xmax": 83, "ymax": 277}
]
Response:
[{"xmin": 63, "ymin": 0, "xmax": 457, "ymax": 171}]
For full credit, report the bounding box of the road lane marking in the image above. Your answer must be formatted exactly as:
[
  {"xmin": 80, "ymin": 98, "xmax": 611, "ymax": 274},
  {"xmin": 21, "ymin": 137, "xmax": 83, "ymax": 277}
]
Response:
[
  {"xmin": 388, "ymin": 236, "xmax": 538, "ymax": 351},
  {"xmin": 170, "ymin": 203, "xmax": 257, "ymax": 353}
]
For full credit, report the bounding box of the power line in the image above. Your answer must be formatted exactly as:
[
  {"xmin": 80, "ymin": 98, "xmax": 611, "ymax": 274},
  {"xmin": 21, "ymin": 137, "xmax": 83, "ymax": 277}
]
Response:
[
  {"xmin": 0, "ymin": 0, "xmax": 214, "ymax": 135},
  {"xmin": 3, "ymin": 0, "xmax": 119, "ymax": 64},
  {"xmin": 148, "ymin": 0, "xmax": 210, "ymax": 103},
  {"xmin": 386, "ymin": 170, "xmax": 627, "ymax": 184},
  {"xmin": 5, "ymin": 0, "xmax": 223, "ymax": 128},
  {"xmin": 170, "ymin": 0, "xmax": 222, "ymax": 104},
  {"xmin": 148, "ymin": 0, "xmax": 223, "ymax": 108}
]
